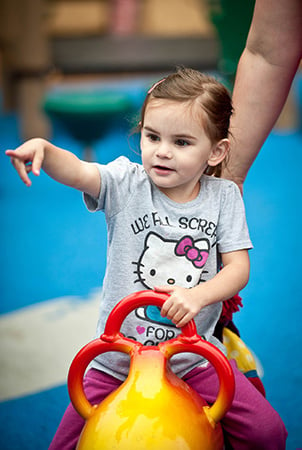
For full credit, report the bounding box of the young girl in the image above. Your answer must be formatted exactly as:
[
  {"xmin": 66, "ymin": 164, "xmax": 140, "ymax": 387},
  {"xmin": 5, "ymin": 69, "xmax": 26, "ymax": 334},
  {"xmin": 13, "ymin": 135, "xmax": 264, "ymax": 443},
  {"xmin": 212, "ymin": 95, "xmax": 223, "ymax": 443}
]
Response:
[{"xmin": 6, "ymin": 68, "xmax": 287, "ymax": 449}]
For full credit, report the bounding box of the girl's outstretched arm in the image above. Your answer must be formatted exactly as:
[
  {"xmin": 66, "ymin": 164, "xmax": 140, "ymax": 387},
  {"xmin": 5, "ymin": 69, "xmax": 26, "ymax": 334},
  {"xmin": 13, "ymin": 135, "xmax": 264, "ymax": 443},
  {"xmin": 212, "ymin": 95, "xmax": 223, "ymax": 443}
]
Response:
[
  {"xmin": 158, "ymin": 249, "xmax": 250, "ymax": 328},
  {"xmin": 6, "ymin": 138, "xmax": 101, "ymax": 198}
]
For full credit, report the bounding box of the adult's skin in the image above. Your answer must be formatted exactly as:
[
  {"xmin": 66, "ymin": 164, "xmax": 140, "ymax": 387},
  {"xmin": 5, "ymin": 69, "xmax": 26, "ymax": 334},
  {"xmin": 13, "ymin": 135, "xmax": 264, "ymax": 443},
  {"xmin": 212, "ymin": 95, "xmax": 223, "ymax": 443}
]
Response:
[{"xmin": 223, "ymin": 0, "xmax": 302, "ymax": 192}]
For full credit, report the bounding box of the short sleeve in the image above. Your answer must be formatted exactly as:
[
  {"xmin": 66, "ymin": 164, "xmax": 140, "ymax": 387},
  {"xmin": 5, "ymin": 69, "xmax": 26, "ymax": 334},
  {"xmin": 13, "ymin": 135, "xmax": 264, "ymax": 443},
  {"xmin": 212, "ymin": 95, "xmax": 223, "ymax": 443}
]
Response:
[
  {"xmin": 83, "ymin": 156, "xmax": 141, "ymax": 217},
  {"xmin": 216, "ymin": 182, "xmax": 253, "ymax": 253}
]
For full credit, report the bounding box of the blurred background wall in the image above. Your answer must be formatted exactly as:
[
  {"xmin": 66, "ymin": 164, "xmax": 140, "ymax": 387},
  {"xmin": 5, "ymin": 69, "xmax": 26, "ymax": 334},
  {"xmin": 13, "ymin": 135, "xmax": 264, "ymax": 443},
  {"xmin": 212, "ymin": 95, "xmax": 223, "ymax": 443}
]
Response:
[{"xmin": 0, "ymin": 0, "xmax": 258, "ymax": 140}]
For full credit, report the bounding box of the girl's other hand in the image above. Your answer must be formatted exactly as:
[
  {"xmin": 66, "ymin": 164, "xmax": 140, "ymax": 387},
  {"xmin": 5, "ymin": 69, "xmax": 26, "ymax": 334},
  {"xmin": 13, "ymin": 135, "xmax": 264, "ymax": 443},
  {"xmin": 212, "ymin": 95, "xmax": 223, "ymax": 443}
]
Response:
[{"xmin": 155, "ymin": 285, "xmax": 200, "ymax": 328}]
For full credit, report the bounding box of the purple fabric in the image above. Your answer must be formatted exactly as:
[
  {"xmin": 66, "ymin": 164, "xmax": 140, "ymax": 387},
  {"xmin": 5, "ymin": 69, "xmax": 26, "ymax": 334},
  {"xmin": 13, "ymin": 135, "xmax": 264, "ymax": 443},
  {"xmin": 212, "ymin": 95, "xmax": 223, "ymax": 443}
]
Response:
[{"xmin": 49, "ymin": 361, "xmax": 287, "ymax": 450}]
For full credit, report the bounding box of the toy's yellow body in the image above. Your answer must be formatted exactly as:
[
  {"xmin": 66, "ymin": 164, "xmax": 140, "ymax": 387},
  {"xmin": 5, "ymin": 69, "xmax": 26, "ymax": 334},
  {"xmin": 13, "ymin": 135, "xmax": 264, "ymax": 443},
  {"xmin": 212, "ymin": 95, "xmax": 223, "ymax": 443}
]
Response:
[
  {"xmin": 68, "ymin": 291, "xmax": 235, "ymax": 450},
  {"xmin": 223, "ymin": 327, "xmax": 258, "ymax": 374},
  {"xmin": 77, "ymin": 349, "xmax": 223, "ymax": 450}
]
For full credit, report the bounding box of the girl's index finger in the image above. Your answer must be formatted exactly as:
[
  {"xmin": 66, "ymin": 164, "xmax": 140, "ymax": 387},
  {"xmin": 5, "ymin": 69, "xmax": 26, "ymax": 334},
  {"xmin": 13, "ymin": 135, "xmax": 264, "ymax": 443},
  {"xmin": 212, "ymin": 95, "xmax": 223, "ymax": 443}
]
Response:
[
  {"xmin": 5, "ymin": 149, "xmax": 29, "ymax": 161},
  {"xmin": 5, "ymin": 149, "xmax": 17, "ymax": 157}
]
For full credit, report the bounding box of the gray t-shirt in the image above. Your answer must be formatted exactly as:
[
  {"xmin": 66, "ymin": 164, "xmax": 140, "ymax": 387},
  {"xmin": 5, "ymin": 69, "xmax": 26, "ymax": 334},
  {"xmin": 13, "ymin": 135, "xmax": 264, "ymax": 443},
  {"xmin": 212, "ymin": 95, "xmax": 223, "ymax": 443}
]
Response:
[{"xmin": 84, "ymin": 156, "xmax": 252, "ymax": 380}]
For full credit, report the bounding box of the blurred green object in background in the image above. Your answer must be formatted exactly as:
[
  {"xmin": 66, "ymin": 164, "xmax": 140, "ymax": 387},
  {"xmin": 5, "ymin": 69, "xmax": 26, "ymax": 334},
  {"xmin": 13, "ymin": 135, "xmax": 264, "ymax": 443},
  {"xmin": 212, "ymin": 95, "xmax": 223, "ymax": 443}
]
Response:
[
  {"xmin": 207, "ymin": 0, "xmax": 255, "ymax": 88},
  {"xmin": 43, "ymin": 89, "xmax": 135, "ymax": 160}
]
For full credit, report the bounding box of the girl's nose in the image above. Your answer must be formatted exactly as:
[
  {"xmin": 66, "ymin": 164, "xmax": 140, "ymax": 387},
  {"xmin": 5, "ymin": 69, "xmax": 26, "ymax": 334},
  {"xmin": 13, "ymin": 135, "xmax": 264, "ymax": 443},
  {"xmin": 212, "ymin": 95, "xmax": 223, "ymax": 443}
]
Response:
[{"xmin": 156, "ymin": 143, "xmax": 172, "ymax": 158}]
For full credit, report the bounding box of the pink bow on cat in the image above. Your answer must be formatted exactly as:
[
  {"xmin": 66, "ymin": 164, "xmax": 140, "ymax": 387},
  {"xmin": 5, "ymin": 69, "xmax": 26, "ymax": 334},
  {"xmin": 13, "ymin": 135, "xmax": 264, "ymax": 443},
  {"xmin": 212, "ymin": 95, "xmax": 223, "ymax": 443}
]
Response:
[{"xmin": 175, "ymin": 236, "xmax": 209, "ymax": 268}]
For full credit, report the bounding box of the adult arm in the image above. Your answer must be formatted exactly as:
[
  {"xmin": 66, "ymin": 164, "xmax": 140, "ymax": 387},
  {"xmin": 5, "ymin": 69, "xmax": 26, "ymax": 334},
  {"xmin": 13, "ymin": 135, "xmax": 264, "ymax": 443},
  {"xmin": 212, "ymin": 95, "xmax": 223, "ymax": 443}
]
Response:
[{"xmin": 223, "ymin": 0, "xmax": 302, "ymax": 190}]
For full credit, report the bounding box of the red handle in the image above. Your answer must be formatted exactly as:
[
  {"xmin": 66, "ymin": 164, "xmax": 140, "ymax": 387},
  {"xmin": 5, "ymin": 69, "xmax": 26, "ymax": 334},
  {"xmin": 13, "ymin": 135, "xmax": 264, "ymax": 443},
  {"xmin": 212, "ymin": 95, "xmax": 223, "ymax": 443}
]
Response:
[
  {"xmin": 68, "ymin": 290, "xmax": 199, "ymax": 419},
  {"xmin": 162, "ymin": 339, "xmax": 235, "ymax": 424},
  {"xmin": 102, "ymin": 290, "xmax": 198, "ymax": 342},
  {"xmin": 68, "ymin": 336, "xmax": 135, "ymax": 419},
  {"xmin": 68, "ymin": 290, "xmax": 234, "ymax": 423}
]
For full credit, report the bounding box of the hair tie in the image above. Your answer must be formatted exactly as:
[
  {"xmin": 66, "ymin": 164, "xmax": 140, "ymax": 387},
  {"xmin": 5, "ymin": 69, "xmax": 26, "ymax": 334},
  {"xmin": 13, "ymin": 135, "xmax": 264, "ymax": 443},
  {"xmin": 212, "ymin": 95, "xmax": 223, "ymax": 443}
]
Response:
[{"xmin": 148, "ymin": 78, "xmax": 166, "ymax": 94}]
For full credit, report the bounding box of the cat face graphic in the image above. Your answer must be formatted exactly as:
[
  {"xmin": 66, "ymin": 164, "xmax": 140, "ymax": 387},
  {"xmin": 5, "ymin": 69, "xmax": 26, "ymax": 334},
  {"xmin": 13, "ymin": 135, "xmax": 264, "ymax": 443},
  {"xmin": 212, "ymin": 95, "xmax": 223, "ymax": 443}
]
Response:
[{"xmin": 133, "ymin": 231, "xmax": 210, "ymax": 290}]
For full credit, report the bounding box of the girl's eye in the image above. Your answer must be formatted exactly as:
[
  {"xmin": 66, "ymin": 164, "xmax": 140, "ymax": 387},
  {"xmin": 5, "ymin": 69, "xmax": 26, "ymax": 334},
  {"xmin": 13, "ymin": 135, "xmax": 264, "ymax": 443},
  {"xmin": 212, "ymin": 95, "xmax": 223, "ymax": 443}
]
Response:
[
  {"xmin": 175, "ymin": 139, "xmax": 190, "ymax": 147},
  {"xmin": 147, "ymin": 133, "xmax": 160, "ymax": 142}
]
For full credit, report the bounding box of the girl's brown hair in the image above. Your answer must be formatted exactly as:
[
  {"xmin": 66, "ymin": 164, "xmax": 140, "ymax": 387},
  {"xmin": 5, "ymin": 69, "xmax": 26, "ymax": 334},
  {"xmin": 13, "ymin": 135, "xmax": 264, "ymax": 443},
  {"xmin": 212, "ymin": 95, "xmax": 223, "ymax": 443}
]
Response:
[{"xmin": 140, "ymin": 67, "xmax": 233, "ymax": 177}]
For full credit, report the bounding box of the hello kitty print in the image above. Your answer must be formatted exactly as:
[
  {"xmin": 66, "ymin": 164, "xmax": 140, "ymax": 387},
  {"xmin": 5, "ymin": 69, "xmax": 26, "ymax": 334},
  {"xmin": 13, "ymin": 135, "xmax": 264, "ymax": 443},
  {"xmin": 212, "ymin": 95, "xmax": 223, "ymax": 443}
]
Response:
[
  {"xmin": 130, "ymin": 231, "xmax": 211, "ymax": 335},
  {"xmin": 133, "ymin": 232, "xmax": 210, "ymax": 290}
]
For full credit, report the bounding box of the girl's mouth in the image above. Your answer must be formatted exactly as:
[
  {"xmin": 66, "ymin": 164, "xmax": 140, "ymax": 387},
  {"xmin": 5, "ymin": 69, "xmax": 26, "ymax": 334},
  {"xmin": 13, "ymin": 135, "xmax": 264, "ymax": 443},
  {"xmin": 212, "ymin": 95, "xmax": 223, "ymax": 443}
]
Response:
[{"xmin": 153, "ymin": 165, "xmax": 174, "ymax": 174}]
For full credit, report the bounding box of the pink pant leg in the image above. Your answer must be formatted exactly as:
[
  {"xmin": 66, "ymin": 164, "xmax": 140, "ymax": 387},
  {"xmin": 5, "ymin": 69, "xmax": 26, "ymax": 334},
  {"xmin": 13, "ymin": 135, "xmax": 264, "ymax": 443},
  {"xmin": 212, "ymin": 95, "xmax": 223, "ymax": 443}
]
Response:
[
  {"xmin": 48, "ymin": 369, "xmax": 122, "ymax": 450},
  {"xmin": 183, "ymin": 360, "xmax": 287, "ymax": 450}
]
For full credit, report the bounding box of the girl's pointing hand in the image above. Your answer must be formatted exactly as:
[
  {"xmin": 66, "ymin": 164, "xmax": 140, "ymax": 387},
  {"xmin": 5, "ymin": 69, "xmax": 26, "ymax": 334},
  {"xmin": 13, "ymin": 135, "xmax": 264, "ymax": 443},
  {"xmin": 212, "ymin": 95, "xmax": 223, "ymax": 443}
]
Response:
[{"xmin": 6, "ymin": 138, "xmax": 45, "ymax": 186}]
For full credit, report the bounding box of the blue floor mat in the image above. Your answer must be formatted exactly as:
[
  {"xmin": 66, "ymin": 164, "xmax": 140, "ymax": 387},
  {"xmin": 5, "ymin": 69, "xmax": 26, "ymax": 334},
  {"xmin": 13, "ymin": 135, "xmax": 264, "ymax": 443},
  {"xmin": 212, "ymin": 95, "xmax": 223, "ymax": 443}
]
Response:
[{"xmin": 0, "ymin": 385, "xmax": 69, "ymax": 450}]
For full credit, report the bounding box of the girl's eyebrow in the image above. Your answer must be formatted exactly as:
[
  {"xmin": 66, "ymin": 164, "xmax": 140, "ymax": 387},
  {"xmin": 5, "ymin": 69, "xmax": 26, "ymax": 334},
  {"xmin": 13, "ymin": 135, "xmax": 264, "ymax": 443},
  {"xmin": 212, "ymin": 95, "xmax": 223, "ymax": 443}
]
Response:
[
  {"xmin": 174, "ymin": 133, "xmax": 197, "ymax": 141},
  {"xmin": 143, "ymin": 125, "xmax": 158, "ymax": 134},
  {"xmin": 143, "ymin": 125, "xmax": 197, "ymax": 141}
]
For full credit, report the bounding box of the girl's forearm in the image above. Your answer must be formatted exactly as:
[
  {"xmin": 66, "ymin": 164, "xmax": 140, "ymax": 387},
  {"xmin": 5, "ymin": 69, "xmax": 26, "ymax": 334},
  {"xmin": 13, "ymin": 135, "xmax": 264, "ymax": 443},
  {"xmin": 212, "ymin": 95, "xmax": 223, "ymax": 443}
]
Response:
[
  {"xmin": 159, "ymin": 252, "xmax": 250, "ymax": 329},
  {"xmin": 40, "ymin": 139, "xmax": 101, "ymax": 197},
  {"xmin": 41, "ymin": 140, "xmax": 84, "ymax": 187},
  {"xmin": 192, "ymin": 259, "xmax": 250, "ymax": 309}
]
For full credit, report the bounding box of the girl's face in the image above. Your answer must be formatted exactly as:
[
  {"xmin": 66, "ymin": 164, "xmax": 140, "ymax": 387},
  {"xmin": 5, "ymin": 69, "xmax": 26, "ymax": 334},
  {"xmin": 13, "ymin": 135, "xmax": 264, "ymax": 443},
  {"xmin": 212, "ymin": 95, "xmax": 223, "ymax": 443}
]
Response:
[{"xmin": 141, "ymin": 99, "xmax": 226, "ymax": 203}]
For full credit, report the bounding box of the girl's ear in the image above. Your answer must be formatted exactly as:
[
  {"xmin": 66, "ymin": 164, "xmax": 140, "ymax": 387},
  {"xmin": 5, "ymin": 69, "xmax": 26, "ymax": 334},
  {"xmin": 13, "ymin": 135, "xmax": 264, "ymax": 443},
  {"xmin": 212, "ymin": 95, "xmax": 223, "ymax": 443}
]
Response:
[{"xmin": 207, "ymin": 138, "xmax": 230, "ymax": 167}]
